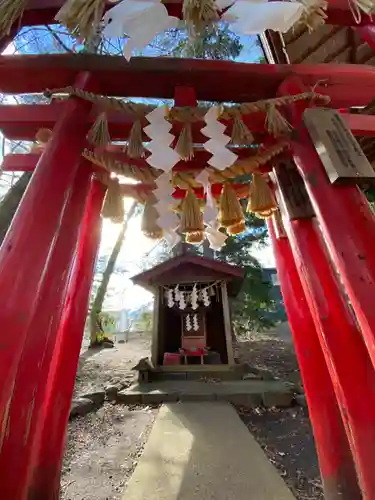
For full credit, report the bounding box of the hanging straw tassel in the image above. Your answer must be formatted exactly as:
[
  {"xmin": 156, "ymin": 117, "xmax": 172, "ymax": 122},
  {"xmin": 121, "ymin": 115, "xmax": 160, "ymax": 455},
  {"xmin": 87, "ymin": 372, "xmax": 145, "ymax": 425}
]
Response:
[
  {"xmin": 231, "ymin": 114, "xmax": 254, "ymax": 146},
  {"xmin": 247, "ymin": 173, "xmax": 277, "ymax": 217},
  {"xmin": 180, "ymin": 190, "xmax": 204, "ymax": 234},
  {"xmin": 0, "ymin": 0, "xmax": 26, "ymax": 38},
  {"xmin": 255, "ymin": 210, "xmax": 276, "ymax": 219},
  {"xmin": 87, "ymin": 113, "xmax": 111, "ymax": 147},
  {"xmin": 219, "ymin": 183, "xmax": 246, "ymax": 235},
  {"xmin": 127, "ymin": 119, "xmax": 146, "ymax": 159},
  {"xmin": 101, "ymin": 178, "xmax": 124, "ymax": 223},
  {"xmin": 182, "ymin": 0, "xmax": 219, "ymax": 35},
  {"xmin": 175, "ymin": 123, "xmax": 194, "ymax": 161},
  {"xmin": 186, "ymin": 231, "xmax": 204, "ymax": 244},
  {"xmin": 141, "ymin": 200, "xmax": 163, "ymax": 239},
  {"xmin": 265, "ymin": 104, "xmax": 293, "ymax": 138},
  {"xmin": 296, "ymin": 0, "xmax": 328, "ymax": 32},
  {"xmin": 55, "ymin": 0, "xmax": 106, "ymax": 40},
  {"xmin": 350, "ymin": 0, "xmax": 375, "ymax": 16}
]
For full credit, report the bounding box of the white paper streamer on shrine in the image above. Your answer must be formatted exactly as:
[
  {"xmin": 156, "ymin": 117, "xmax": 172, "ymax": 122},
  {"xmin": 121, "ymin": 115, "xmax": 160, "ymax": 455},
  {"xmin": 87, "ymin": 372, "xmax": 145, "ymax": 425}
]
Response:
[
  {"xmin": 102, "ymin": 0, "xmax": 307, "ymax": 61},
  {"xmin": 221, "ymin": 0, "xmax": 304, "ymax": 34},
  {"xmin": 152, "ymin": 171, "xmax": 181, "ymax": 248},
  {"xmin": 196, "ymin": 169, "xmax": 227, "ymax": 250},
  {"xmin": 202, "ymin": 288, "xmax": 211, "ymax": 307},
  {"xmin": 102, "ymin": 0, "xmax": 179, "ymax": 60},
  {"xmin": 144, "ymin": 108, "xmax": 181, "ymax": 248},
  {"xmin": 202, "ymin": 106, "xmax": 238, "ymax": 171},
  {"xmin": 144, "ymin": 106, "xmax": 181, "ymax": 172},
  {"xmin": 205, "ymin": 221, "xmax": 228, "ymax": 250},
  {"xmin": 166, "ymin": 288, "xmax": 174, "ymax": 308},
  {"xmin": 186, "ymin": 314, "xmax": 192, "ymax": 331},
  {"xmin": 193, "ymin": 314, "xmax": 199, "ymax": 331},
  {"xmin": 179, "ymin": 291, "xmax": 187, "ymax": 310},
  {"xmin": 191, "ymin": 284, "xmax": 199, "ymax": 310}
]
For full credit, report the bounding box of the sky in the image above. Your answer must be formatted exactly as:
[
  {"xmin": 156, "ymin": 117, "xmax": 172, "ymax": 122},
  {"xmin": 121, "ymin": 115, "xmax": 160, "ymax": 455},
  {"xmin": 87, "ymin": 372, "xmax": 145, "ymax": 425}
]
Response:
[
  {"xmin": 100, "ymin": 208, "xmax": 276, "ymax": 313},
  {"xmin": 0, "ymin": 24, "xmax": 276, "ymax": 313}
]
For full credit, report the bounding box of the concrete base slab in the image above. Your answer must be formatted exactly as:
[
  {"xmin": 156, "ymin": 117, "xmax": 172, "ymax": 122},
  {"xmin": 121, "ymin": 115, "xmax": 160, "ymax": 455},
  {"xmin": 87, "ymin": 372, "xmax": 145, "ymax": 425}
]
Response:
[
  {"xmin": 117, "ymin": 380, "xmax": 292, "ymax": 407},
  {"xmin": 123, "ymin": 402, "xmax": 295, "ymax": 500}
]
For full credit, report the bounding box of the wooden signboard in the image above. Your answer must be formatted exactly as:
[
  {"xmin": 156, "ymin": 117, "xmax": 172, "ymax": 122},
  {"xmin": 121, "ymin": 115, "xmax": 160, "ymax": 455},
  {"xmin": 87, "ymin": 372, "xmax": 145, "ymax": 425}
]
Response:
[
  {"xmin": 273, "ymin": 162, "xmax": 315, "ymax": 220},
  {"xmin": 303, "ymin": 108, "xmax": 375, "ymax": 185},
  {"xmin": 272, "ymin": 211, "xmax": 287, "ymax": 239}
]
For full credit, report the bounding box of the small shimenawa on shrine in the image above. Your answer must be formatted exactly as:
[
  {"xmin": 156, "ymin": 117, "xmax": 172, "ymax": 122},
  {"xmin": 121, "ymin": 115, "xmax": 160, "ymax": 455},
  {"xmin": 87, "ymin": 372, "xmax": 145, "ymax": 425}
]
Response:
[{"xmin": 2, "ymin": 0, "xmax": 375, "ymax": 498}]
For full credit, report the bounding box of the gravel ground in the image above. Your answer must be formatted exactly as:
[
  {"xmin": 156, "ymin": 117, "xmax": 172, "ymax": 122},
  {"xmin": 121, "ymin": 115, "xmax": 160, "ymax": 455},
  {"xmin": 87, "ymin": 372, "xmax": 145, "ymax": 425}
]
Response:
[
  {"xmin": 62, "ymin": 325, "xmax": 322, "ymax": 500},
  {"xmin": 236, "ymin": 326, "xmax": 323, "ymax": 500},
  {"xmin": 61, "ymin": 332, "xmax": 156, "ymax": 500}
]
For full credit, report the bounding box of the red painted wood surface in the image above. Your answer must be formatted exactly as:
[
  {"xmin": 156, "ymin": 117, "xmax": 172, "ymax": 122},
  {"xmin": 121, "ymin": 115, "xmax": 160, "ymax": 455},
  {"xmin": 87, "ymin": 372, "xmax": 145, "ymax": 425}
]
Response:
[
  {"xmin": 122, "ymin": 183, "xmax": 249, "ymax": 199},
  {"xmin": 1, "ymin": 101, "xmax": 373, "ymax": 142},
  {"xmin": 356, "ymin": 25, "xmax": 375, "ymax": 51},
  {"xmin": 1, "ymin": 54, "xmax": 375, "ymax": 107},
  {"xmin": 0, "ymin": 161, "xmax": 92, "ymax": 499},
  {"xmin": 280, "ymin": 76, "xmax": 375, "ymax": 378},
  {"xmin": 277, "ymin": 208, "xmax": 375, "ymax": 498},
  {"xmin": 0, "ymin": 73, "xmax": 94, "ymax": 498},
  {"xmin": 268, "ymin": 219, "xmax": 360, "ymax": 500},
  {"xmin": 0, "ymin": 102, "xmax": 267, "ymax": 142},
  {"xmin": 4, "ymin": 0, "xmax": 374, "ymax": 34},
  {"xmin": 28, "ymin": 178, "xmax": 106, "ymax": 500}
]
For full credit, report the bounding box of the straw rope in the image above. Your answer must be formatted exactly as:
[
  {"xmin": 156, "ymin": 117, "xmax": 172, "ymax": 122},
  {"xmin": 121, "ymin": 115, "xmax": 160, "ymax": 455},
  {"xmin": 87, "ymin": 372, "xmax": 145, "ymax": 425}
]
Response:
[
  {"xmin": 44, "ymin": 87, "xmax": 330, "ymax": 123},
  {"xmin": 83, "ymin": 141, "xmax": 288, "ymax": 191}
]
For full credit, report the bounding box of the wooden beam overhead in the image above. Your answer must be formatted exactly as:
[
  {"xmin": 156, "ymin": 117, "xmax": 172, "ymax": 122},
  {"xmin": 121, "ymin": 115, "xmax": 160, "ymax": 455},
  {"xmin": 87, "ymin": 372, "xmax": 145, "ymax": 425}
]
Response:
[
  {"xmin": 1, "ymin": 152, "xmax": 274, "ymax": 174},
  {"xmin": 17, "ymin": 0, "xmax": 375, "ymax": 28},
  {"xmin": 0, "ymin": 102, "xmax": 268, "ymax": 141},
  {"xmin": 1, "ymin": 54, "xmax": 375, "ymax": 107},
  {"xmin": 1, "ymin": 104, "xmax": 375, "ymax": 142}
]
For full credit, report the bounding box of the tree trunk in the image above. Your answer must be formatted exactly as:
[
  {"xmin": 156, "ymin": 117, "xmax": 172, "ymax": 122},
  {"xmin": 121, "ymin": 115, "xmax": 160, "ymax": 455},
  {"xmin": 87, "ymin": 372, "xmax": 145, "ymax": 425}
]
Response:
[
  {"xmin": 0, "ymin": 173, "xmax": 32, "ymax": 246},
  {"xmin": 89, "ymin": 201, "xmax": 137, "ymax": 347},
  {"xmin": 203, "ymin": 239, "xmax": 214, "ymax": 258}
]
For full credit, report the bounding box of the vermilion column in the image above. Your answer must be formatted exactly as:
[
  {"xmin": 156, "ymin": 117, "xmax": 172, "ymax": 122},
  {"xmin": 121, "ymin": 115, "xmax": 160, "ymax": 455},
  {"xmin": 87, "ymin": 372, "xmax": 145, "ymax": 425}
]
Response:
[
  {"xmin": 268, "ymin": 219, "xmax": 360, "ymax": 500},
  {"xmin": 0, "ymin": 74, "xmax": 94, "ymax": 447},
  {"xmin": 275, "ymin": 189, "xmax": 375, "ymax": 498},
  {"xmin": 28, "ymin": 178, "xmax": 106, "ymax": 500},
  {"xmin": 0, "ymin": 161, "xmax": 93, "ymax": 499},
  {"xmin": 279, "ymin": 76, "xmax": 375, "ymax": 372}
]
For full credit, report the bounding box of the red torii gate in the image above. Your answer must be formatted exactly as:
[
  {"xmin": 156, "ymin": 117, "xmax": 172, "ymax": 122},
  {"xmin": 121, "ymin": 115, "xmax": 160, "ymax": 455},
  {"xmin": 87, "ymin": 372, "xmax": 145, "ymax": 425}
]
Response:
[{"xmin": 1, "ymin": 2, "xmax": 375, "ymax": 499}]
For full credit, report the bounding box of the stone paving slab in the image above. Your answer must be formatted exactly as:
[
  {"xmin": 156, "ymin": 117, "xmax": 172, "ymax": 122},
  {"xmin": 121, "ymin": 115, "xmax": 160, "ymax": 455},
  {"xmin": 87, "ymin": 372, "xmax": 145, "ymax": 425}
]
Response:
[
  {"xmin": 123, "ymin": 402, "xmax": 295, "ymax": 500},
  {"xmin": 117, "ymin": 380, "xmax": 293, "ymax": 407}
]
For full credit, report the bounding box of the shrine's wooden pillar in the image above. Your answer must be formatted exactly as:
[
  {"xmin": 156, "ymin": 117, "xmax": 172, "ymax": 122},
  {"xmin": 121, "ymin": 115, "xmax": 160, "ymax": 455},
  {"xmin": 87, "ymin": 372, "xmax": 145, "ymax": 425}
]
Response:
[
  {"xmin": 28, "ymin": 177, "xmax": 106, "ymax": 500},
  {"xmin": 0, "ymin": 161, "xmax": 93, "ymax": 499},
  {"xmin": 279, "ymin": 76, "xmax": 375, "ymax": 374},
  {"xmin": 273, "ymin": 163, "xmax": 375, "ymax": 498},
  {"xmin": 268, "ymin": 216, "xmax": 360, "ymax": 500},
  {"xmin": 0, "ymin": 73, "xmax": 95, "ymax": 498}
]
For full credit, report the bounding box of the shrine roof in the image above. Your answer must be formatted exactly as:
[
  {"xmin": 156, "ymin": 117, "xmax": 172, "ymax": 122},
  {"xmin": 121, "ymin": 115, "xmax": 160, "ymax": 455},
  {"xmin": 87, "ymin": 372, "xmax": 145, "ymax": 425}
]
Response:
[
  {"xmin": 131, "ymin": 254, "xmax": 244, "ymax": 297},
  {"xmin": 263, "ymin": 22, "xmax": 375, "ymax": 162}
]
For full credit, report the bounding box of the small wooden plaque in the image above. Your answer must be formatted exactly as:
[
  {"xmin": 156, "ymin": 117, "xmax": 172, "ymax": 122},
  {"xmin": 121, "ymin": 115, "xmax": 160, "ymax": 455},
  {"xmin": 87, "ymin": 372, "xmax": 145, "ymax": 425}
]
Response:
[
  {"xmin": 274, "ymin": 162, "xmax": 315, "ymax": 220},
  {"xmin": 272, "ymin": 211, "xmax": 287, "ymax": 239},
  {"xmin": 303, "ymin": 108, "xmax": 375, "ymax": 185}
]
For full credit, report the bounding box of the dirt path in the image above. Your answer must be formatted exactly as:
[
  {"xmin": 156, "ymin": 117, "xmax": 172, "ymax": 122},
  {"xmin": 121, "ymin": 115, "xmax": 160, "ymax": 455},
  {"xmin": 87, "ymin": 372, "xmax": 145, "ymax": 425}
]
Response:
[
  {"xmin": 236, "ymin": 326, "xmax": 323, "ymax": 500},
  {"xmin": 61, "ymin": 332, "xmax": 157, "ymax": 500},
  {"xmin": 62, "ymin": 326, "xmax": 322, "ymax": 500}
]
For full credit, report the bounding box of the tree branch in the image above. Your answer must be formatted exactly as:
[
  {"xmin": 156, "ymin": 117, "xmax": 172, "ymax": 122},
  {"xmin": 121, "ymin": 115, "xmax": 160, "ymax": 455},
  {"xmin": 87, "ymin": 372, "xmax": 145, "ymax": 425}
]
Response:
[{"xmin": 45, "ymin": 25, "xmax": 73, "ymax": 53}]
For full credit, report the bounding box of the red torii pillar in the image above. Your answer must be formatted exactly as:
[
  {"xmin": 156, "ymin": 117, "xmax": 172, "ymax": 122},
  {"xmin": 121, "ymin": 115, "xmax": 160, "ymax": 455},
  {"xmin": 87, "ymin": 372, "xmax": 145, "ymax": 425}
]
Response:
[
  {"xmin": 274, "ymin": 168, "xmax": 375, "ymax": 498},
  {"xmin": 28, "ymin": 178, "xmax": 106, "ymax": 499},
  {"xmin": 279, "ymin": 76, "xmax": 375, "ymax": 373},
  {"xmin": 0, "ymin": 161, "xmax": 93, "ymax": 499},
  {"xmin": 268, "ymin": 217, "xmax": 360, "ymax": 500},
  {"xmin": 0, "ymin": 73, "xmax": 96, "ymax": 498}
]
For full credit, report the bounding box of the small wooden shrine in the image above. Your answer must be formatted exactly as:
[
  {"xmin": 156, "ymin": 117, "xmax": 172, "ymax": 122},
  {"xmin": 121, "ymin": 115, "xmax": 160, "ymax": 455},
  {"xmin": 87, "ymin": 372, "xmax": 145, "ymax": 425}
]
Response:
[{"xmin": 131, "ymin": 254, "xmax": 244, "ymax": 370}]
